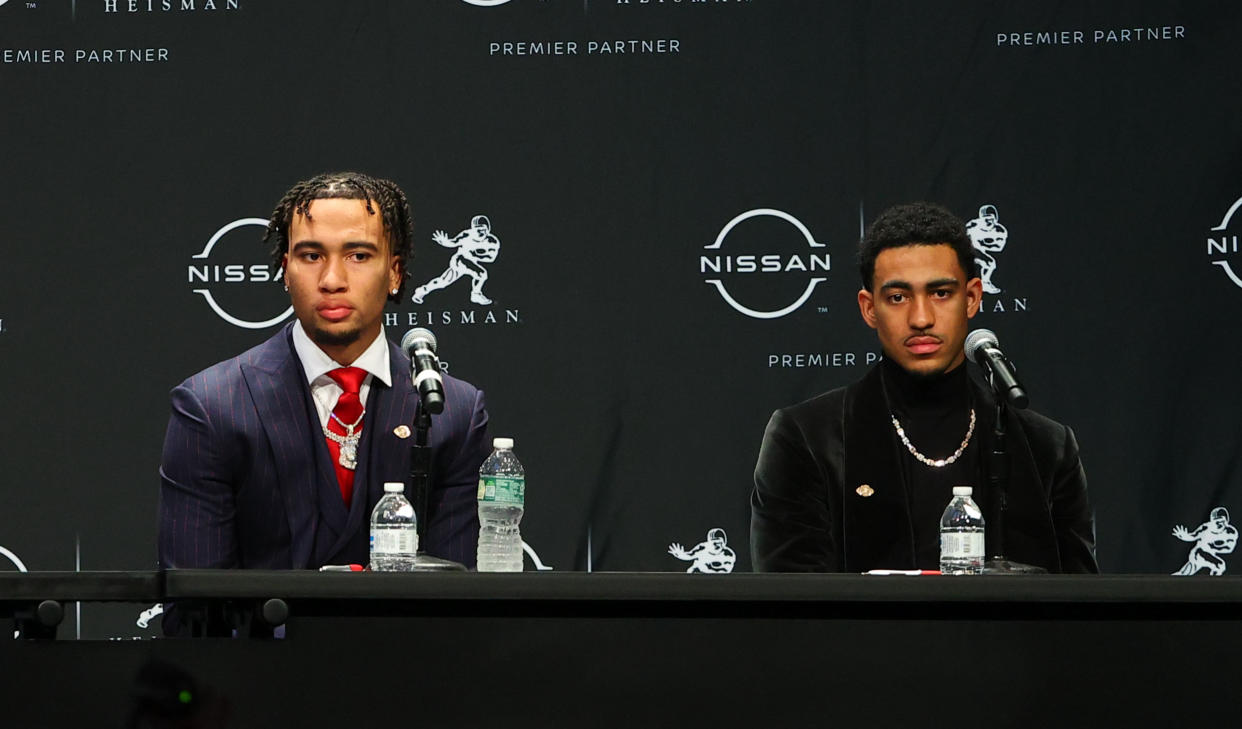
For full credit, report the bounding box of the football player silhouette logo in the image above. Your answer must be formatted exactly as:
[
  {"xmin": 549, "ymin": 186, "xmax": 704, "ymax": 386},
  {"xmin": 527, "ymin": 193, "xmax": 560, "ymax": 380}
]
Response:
[
  {"xmin": 412, "ymin": 215, "xmax": 500, "ymax": 305},
  {"xmin": 967, "ymin": 204, "xmax": 1008, "ymax": 294},
  {"xmin": 668, "ymin": 528, "xmax": 736, "ymax": 573},
  {"xmin": 1173, "ymin": 507, "xmax": 1237, "ymax": 576}
]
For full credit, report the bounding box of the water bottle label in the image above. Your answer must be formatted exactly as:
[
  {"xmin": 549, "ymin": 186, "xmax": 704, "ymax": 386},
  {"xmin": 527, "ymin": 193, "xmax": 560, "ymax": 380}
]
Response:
[
  {"xmin": 940, "ymin": 531, "xmax": 984, "ymax": 559},
  {"xmin": 371, "ymin": 529, "xmax": 417, "ymax": 555},
  {"xmin": 478, "ymin": 475, "xmax": 525, "ymax": 505}
]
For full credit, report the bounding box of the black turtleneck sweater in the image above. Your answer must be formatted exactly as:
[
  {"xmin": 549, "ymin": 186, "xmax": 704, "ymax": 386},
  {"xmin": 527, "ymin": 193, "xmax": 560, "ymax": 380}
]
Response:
[{"xmin": 879, "ymin": 357, "xmax": 981, "ymax": 569}]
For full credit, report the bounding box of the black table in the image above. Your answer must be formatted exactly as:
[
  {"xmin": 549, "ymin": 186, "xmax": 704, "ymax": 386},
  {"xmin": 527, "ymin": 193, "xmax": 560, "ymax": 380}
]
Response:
[{"xmin": 3, "ymin": 571, "xmax": 1239, "ymax": 725}]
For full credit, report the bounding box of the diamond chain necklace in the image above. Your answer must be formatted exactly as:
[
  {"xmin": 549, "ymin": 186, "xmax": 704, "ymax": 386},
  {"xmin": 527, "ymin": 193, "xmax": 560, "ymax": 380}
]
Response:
[
  {"xmin": 890, "ymin": 409, "xmax": 976, "ymax": 468},
  {"xmin": 323, "ymin": 410, "xmax": 366, "ymax": 470}
]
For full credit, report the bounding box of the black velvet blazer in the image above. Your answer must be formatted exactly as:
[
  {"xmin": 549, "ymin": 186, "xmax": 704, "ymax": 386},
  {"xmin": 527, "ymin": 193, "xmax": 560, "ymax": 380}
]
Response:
[{"xmin": 750, "ymin": 364, "xmax": 1099, "ymax": 573}]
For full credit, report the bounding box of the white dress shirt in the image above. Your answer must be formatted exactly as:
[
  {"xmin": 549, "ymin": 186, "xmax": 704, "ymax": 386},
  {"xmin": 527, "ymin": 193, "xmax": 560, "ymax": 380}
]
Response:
[{"xmin": 291, "ymin": 322, "xmax": 393, "ymax": 428}]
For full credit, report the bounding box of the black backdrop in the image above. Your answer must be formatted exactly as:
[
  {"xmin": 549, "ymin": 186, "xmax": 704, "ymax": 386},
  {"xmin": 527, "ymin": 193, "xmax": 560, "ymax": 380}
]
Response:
[{"xmin": 2, "ymin": 0, "xmax": 1242, "ymax": 635}]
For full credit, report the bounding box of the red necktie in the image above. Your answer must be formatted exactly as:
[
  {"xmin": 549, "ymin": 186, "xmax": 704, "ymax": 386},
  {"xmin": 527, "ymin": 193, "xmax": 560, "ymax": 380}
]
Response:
[{"xmin": 325, "ymin": 367, "xmax": 368, "ymax": 504}]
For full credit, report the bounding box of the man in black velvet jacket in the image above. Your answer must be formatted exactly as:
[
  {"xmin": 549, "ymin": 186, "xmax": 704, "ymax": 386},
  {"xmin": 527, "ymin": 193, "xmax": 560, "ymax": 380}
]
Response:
[{"xmin": 750, "ymin": 202, "xmax": 1098, "ymax": 573}]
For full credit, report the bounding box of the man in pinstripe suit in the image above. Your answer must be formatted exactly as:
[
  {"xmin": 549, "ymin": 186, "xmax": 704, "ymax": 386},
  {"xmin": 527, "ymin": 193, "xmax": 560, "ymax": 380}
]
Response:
[{"xmin": 159, "ymin": 173, "xmax": 492, "ymax": 572}]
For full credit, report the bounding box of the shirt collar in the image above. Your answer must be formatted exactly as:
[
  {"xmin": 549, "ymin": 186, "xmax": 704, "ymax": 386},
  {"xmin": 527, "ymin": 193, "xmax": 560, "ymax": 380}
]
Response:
[{"xmin": 291, "ymin": 322, "xmax": 393, "ymax": 387}]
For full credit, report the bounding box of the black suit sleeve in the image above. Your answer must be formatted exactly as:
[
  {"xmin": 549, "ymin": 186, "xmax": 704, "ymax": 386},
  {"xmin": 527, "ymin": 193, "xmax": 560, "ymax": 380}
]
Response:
[
  {"xmin": 1049, "ymin": 425, "xmax": 1099, "ymax": 573},
  {"xmin": 158, "ymin": 383, "xmax": 239, "ymax": 570},
  {"xmin": 751, "ymin": 408, "xmax": 839, "ymax": 572},
  {"xmin": 158, "ymin": 383, "xmax": 240, "ymax": 637}
]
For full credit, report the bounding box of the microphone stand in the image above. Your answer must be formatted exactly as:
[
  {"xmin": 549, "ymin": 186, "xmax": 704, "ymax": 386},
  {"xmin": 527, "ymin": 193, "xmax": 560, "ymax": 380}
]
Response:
[
  {"xmin": 409, "ymin": 404, "xmax": 466, "ymax": 571},
  {"xmin": 982, "ymin": 368, "xmax": 1046, "ymax": 575}
]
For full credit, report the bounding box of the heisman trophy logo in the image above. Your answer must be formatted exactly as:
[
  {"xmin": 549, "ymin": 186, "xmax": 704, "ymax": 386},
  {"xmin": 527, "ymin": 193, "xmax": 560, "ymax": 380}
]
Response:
[
  {"xmin": 1172, "ymin": 507, "xmax": 1237, "ymax": 576},
  {"xmin": 967, "ymin": 204, "xmax": 1009, "ymax": 294},
  {"xmin": 668, "ymin": 528, "xmax": 736, "ymax": 573},
  {"xmin": 967, "ymin": 202, "xmax": 1027, "ymax": 313},
  {"xmin": 411, "ymin": 215, "xmax": 501, "ymax": 305}
]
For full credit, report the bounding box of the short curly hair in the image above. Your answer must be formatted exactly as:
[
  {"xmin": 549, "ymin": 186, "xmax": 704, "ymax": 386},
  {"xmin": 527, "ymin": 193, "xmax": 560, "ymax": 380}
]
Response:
[
  {"xmin": 858, "ymin": 202, "xmax": 977, "ymax": 291},
  {"xmin": 264, "ymin": 172, "xmax": 414, "ymax": 302}
]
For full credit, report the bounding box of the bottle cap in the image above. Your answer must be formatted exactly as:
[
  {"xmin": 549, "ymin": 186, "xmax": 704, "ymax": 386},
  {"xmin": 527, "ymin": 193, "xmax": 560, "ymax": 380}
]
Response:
[
  {"xmin": 493, "ymin": 437, "xmax": 514, "ymax": 449},
  {"xmin": 952, "ymin": 486, "xmax": 973, "ymax": 497},
  {"xmin": 383, "ymin": 482, "xmax": 405, "ymax": 493}
]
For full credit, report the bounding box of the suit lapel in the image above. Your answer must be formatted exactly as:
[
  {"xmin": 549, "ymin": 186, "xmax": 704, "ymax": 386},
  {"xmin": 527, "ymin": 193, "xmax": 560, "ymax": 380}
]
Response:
[
  {"xmin": 370, "ymin": 343, "xmax": 420, "ymax": 495},
  {"xmin": 841, "ymin": 366, "xmax": 917, "ymax": 571},
  {"xmin": 239, "ymin": 326, "xmax": 322, "ymax": 569}
]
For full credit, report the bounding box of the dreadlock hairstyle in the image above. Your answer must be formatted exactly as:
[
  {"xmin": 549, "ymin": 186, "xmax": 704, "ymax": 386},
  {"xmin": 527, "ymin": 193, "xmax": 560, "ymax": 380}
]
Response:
[{"xmin": 264, "ymin": 172, "xmax": 414, "ymax": 302}]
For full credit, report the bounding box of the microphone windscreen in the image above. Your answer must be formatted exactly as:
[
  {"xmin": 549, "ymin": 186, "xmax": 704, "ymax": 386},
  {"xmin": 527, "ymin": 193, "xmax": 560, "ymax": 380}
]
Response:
[
  {"xmin": 964, "ymin": 329, "xmax": 999, "ymax": 364},
  {"xmin": 400, "ymin": 327, "xmax": 437, "ymax": 355}
]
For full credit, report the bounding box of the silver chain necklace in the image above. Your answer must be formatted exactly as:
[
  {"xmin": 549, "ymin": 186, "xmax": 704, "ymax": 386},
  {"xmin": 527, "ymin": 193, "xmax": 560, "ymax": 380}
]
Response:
[
  {"xmin": 890, "ymin": 408, "xmax": 976, "ymax": 468},
  {"xmin": 323, "ymin": 410, "xmax": 365, "ymax": 470}
]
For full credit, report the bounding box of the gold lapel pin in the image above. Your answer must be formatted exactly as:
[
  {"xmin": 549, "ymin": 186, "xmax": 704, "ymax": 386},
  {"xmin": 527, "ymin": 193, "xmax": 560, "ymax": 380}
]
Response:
[
  {"xmin": 855, "ymin": 484, "xmax": 875, "ymax": 498},
  {"xmin": 393, "ymin": 425, "xmax": 411, "ymax": 439}
]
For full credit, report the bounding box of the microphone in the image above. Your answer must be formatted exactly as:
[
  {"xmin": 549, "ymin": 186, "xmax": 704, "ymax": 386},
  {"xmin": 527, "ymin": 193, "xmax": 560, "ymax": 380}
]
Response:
[
  {"xmin": 400, "ymin": 328, "xmax": 445, "ymax": 414},
  {"xmin": 965, "ymin": 329, "xmax": 1029, "ymax": 409}
]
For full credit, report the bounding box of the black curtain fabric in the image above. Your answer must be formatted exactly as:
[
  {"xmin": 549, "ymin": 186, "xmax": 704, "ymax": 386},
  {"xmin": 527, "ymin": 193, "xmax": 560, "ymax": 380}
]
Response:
[{"xmin": 1, "ymin": 0, "xmax": 1239, "ymax": 634}]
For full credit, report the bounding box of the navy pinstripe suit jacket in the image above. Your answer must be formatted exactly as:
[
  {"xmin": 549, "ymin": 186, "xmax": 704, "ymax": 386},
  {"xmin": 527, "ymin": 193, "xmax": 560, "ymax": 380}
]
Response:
[{"xmin": 158, "ymin": 324, "xmax": 490, "ymax": 570}]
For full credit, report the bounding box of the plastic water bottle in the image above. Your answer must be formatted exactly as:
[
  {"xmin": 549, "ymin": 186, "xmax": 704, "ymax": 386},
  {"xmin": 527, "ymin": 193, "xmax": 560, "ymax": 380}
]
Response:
[
  {"xmin": 370, "ymin": 482, "xmax": 418, "ymax": 571},
  {"xmin": 940, "ymin": 486, "xmax": 985, "ymax": 575},
  {"xmin": 477, "ymin": 437, "xmax": 525, "ymax": 572}
]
